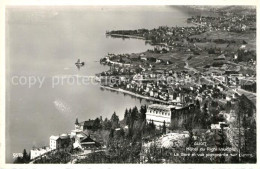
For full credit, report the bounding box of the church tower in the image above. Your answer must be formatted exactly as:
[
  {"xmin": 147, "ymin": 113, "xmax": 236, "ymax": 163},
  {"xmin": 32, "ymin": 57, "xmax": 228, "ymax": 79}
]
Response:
[{"xmin": 75, "ymin": 118, "xmax": 80, "ymax": 130}]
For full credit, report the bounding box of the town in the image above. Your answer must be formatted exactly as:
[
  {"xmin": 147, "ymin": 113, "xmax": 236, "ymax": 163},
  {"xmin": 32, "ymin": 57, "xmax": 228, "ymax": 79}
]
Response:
[
  {"xmin": 99, "ymin": 6, "xmax": 256, "ymax": 105},
  {"xmin": 13, "ymin": 6, "xmax": 256, "ymax": 164}
]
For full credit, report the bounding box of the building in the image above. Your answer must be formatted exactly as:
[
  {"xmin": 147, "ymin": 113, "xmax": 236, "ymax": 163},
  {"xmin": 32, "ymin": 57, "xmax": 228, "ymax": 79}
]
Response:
[
  {"xmin": 73, "ymin": 131, "xmax": 88, "ymax": 145},
  {"xmin": 79, "ymin": 135, "xmax": 101, "ymax": 150},
  {"xmin": 49, "ymin": 135, "xmax": 59, "ymax": 150},
  {"xmin": 146, "ymin": 103, "xmax": 196, "ymax": 128},
  {"xmin": 30, "ymin": 147, "xmax": 51, "ymax": 160},
  {"xmin": 49, "ymin": 134, "xmax": 71, "ymax": 150},
  {"xmin": 73, "ymin": 134, "xmax": 101, "ymax": 153},
  {"xmin": 71, "ymin": 128, "xmax": 84, "ymax": 137},
  {"xmin": 146, "ymin": 104, "xmax": 180, "ymax": 127},
  {"xmin": 211, "ymin": 122, "xmax": 228, "ymax": 130},
  {"xmin": 75, "ymin": 118, "xmax": 94, "ymax": 131}
]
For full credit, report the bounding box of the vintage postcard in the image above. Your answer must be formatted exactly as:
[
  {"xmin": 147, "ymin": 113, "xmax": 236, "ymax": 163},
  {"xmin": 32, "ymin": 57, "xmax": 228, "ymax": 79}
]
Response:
[{"xmin": 0, "ymin": 0, "xmax": 258, "ymax": 168}]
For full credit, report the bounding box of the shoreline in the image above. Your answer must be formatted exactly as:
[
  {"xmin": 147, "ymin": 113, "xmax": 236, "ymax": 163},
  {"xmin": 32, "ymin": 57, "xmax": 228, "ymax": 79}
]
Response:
[
  {"xmin": 106, "ymin": 33, "xmax": 146, "ymax": 40},
  {"xmin": 100, "ymin": 85, "xmax": 170, "ymax": 104}
]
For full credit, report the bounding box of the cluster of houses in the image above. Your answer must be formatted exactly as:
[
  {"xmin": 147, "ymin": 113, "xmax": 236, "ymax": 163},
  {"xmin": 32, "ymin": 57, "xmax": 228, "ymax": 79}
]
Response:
[
  {"xmin": 30, "ymin": 147, "xmax": 51, "ymax": 160},
  {"xmin": 108, "ymin": 25, "xmax": 211, "ymax": 56},
  {"xmin": 101, "ymin": 65, "xmax": 241, "ymax": 104},
  {"xmin": 30, "ymin": 119, "xmax": 102, "ymax": 160},
  {"xmin": 100, "ymin": 52, "xmax": 175, "ymax": 76},
  {"xmin": 187, "ymin": 12, "xmax": 256, "ymax": 33},
  {"xmin": 206, "ymin": 68, "xmax": 255, "ymax": 89},
  {"xmin": 108, "ymin": 25, "xmax": 207, "ymax": 47},
  {"xmin": 99, "ymin": 44, "xmax": 255, "ymax": 105},
  {"xmin": 142, "ymin": 26, "xmax": 207, "ymax": 47},
  {"xmin": 100, "ymin": 54, "xmax": 132, "ymax": 67}
]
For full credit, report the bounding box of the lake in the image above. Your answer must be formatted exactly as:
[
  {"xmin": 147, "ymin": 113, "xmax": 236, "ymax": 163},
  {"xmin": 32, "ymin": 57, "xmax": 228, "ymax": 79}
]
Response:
[{"xmin": 5, "ymin": 6, "xmax": 211, "ymax": 162}]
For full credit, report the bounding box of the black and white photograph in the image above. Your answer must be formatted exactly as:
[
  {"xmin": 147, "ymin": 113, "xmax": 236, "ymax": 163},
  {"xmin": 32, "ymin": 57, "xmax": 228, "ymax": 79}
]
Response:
[{"xmin": 1, "ymin": 0, "xmax": 258, "ymax": 166}]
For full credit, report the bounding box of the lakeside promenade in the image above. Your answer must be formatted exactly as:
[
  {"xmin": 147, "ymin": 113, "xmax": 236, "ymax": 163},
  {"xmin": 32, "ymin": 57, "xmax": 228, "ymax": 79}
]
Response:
[
  {"xmin": 100, "ymin": 85, "xmax": 170, "ymax": 104},
  {"xmin": 107, "ymin": 33, "xmax": 146, "ymax": 40}
]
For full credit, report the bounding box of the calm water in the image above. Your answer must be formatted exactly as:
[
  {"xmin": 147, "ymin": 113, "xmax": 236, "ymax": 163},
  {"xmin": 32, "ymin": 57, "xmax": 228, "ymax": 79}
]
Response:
[{"xmin": 6, "ymin": 6, "xmax": 209, "ymax": 162}]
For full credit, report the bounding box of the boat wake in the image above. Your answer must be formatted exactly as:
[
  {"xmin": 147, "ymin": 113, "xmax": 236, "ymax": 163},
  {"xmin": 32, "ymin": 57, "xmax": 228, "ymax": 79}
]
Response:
[{"xmin": 53, "ymin": 98, "xmax": 72, "ymax": 115}]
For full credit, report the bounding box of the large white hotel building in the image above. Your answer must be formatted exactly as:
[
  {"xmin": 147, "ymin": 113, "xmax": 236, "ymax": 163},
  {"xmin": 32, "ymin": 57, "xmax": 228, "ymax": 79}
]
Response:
[{"xmin": 146, "ymin": 103, "xmax": 195, "ymax": 128}]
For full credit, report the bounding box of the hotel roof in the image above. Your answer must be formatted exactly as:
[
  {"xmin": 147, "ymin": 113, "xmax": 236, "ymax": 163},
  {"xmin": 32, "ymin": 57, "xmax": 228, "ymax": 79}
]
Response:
[
  {"xmin": 148, "ymin": 104, "xmax": 176, "ymax": 110},
  {"xmin": 50, "ymin": 135, "xmax": 60, "ymax": 140}
]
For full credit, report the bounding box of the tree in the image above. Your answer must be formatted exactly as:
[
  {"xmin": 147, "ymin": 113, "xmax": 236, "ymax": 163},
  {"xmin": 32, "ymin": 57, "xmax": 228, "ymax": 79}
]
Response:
[
  {"xmin": 229, "ymin": 94, "xmax": 256, "ymax": 163},
  {"xmin": 195, "ymin": 99, "xmax": 200, "ymax": 109},
  {"xmin": 13, "ymin": 157, "xmax": 23, "ymax": 163},
  {"xmin": 162, "ymin": 120, "xmax": 166, "ymax": 134},
  {"xmin": 127, "ymin": 108, "xmax": 132, "ymax": 126},
  {"xmin": 203, "ymin": 102, "xmax": 207, "ymax": 113},
  {"xmin": 75, "ymin": 118, "xmax": 79, "ymax": 125},
  {"xmin": 131, "ymin": 106, "xmax": 139, "ymax": 123},
  {"xmin": 145, "ymin": 139, "xmax": 162, "ymax": 163},
  {"xmin": 149, "ymin": 120, "xmax": 156, "ymax": 135},
  {"xmin": 14, "ymin": 149, "xmax": 30, "ymax": 163},
  {"xmin": 184, "ymin": 116, "xmax": 193, "ymax": 131},
  {"xmin": 140, "ymin": 105, "xmax": 147, "ymax": 122},
  {"xmin": 115, "ymin": 128, "xmax": 125, "ymax": 140},
  {"xmin": 22, "ymin": 149, "xmax": 30, "ymax": 163},
  {"xmin": 215, "ymin": 125, "xmax": 226, "ymax": 163},
  {"xmin": 238, "ymin": 95, "xmax": 256, "ymax": 163},
  {"xmin": 187, "ymin": 130, "xmax": 194, "ymax": 147},
  {"xmin": 124, "ymin": 109, "xmax": 130, "ymax": 126},
  {"xmin": 109, "ymin": 129, "xmax": 115, "ymax": 139},
  {"xmin": 102, "ymin": 118, "xmax": 112, "ymax": 130},
  {"xmin": 111, "ymin": 112, "xmax": 120, "ymax": 129},
  {"xmin": 124, "ymin": 108, "xmax": 129, "ymax": 120},
  {"xmin": 93, "ymin": 118, "xmax": 101, "ymax": 130}
]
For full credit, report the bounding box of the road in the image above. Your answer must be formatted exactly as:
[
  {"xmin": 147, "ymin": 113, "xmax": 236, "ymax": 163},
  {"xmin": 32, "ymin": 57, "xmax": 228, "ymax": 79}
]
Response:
[
  {"xmin": 184, "ymin": 61, "xmax": 199, "ymax": 73},
  {"xmin": 236, "ymin": 88, "xmax": 256, "ymax": 105}
]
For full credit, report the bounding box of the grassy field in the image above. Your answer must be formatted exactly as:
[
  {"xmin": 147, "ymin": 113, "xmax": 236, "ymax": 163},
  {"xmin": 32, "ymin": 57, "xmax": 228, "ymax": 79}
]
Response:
[
  {"xmin": 187, "ymin": 53, "xmax": 214, "ymax": 68},
  {"xmin": 190, "ymin": 30, "xmax": 256, "ymax": 51},
  {"xmin": 123, "ymin": 50, "xmax": 188, "ymax": 70}
]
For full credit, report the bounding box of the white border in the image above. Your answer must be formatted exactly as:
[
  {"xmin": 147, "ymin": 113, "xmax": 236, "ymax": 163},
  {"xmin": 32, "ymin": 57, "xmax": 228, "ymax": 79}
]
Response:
[
  {"xmin": 0, "ymin": 0, "xmax": 259, "ymax": 169},
  {"xmin": 0, "ymin": 0, "xmax": 258, "ymax": 6}
]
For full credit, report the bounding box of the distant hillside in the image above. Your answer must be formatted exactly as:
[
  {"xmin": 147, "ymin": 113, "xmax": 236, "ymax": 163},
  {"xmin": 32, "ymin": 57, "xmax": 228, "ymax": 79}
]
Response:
[{"xmin": 187, "ymin": 5, "xmax": 256, "ymax": 15}]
